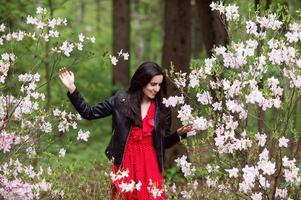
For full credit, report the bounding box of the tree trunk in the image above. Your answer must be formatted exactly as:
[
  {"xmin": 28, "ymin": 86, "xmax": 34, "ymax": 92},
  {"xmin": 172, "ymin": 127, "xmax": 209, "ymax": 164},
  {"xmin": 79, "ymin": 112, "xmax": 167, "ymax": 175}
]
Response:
[
  {"xmin": 191, "ymin": 0, "xmax": 203, "ymax": 58},
  {"xmin": 162, "ymin": 0, "xmax": 191, "ymax": 73},
  {"xmin": 112, "ymin": 0, "xmax": 130, "ymax": 90},
  {"xmin": 195, "ymin": 0, "xmax": 228, "ymax": 56},
  {"xmin": 162, "ymin": 0, "xmax": 191, "ymax": 169},
  {"xmin": 162, "ymin": 0, "xmax": 191, "ymax": 127}
]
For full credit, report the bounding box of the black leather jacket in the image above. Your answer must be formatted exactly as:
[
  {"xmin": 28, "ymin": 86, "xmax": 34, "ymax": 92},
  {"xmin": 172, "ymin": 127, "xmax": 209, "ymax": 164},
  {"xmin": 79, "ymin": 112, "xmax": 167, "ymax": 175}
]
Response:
[{"xmin": 67, "ymin": 89, "xmax": 186, "ymax": 172}]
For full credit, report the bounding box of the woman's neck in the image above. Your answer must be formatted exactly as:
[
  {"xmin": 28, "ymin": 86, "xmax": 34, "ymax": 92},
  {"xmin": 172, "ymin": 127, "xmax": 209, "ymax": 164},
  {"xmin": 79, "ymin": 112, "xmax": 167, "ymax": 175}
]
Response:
[{"xmin": 141, "ymin": 95, "xmax": 151, "ymax": 104}]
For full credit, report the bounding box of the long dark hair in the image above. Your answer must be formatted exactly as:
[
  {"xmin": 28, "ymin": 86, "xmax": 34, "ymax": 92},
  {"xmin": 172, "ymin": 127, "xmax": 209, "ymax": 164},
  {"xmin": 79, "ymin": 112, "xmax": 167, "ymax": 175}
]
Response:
[{"xmin": 124, "ymin": 61, "xmax": 167, "ymax": 127}]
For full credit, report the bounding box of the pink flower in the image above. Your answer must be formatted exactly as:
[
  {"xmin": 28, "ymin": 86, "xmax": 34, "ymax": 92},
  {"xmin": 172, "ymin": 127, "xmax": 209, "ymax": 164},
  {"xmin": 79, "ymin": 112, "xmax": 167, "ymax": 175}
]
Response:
[{"xmin": 59, "ymin": 41, "xmax": 74, "ymax": 57}]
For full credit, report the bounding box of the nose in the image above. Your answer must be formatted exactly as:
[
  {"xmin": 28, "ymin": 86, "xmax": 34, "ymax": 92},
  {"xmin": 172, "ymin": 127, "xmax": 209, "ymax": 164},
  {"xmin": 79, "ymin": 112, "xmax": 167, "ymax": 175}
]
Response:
[{"xmin": 154, "ymin": 85, "xmax": 160, "ymax": 92}]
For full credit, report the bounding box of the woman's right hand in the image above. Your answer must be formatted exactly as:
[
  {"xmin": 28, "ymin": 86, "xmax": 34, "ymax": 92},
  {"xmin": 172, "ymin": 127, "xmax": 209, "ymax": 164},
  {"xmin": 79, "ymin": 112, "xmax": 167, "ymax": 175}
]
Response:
[{"xmin": 59, "ymin": 67, "xmax": 76, "ymax": 93}]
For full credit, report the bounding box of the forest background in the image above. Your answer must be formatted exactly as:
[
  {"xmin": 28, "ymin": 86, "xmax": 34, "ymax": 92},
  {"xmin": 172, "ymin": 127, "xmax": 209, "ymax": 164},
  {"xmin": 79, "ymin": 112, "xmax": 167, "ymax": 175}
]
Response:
[{"xmin": 1, "ymin": 0, "xmax": 301, "ymax": 199}]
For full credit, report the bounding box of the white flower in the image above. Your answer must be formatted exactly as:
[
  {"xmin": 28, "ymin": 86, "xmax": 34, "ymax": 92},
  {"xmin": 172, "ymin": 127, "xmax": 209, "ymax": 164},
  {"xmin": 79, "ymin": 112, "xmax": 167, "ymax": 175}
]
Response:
[
  {"xmin": 110, "ymin": 55, "xmax": 118, "ymax": 65},
  {"xmin": 226, "ymin": 167, "xmax": 239, "ymax": 178},
  {"xmin": 197, "ymin": 91, "xmax": 212, "ymax": 105},
  {"xmin": 258, "ymin": 160, "xmax": 275, "ymax": 175},
  {"xmin": 0, "ymin": 24, "xmax": 5, "ymax": 32},
  {"xmin": 255, "ymin": 132, "xmax": 267, "ymax": 147},
  {"xmin": 177, "ymin": 104, "xmax": 193, "ymax": 124},
  {"xmin": 49, "ymin": 30, "xmax": 59, "ymax": 37},
  {"xmin": 123, "ymin": 52, "xmax": 129, "ymax": 60},
  {"xmin": 135, "ymin": 181, "xmax": 142, "ymax": 191},
  {"xmin": 212, "ymin": 101, "xmax": 222, "ymax": 111},
  {"xmin": 58, "ymin": 148, "xmax": 66, "ymax": 157},
  {"xmin": 175, "ymin": 155, "xmax": 196, "ymax": 177},
  {"xmin": 52, "ymin": 108, "xmax": 61, "ymax": 116},
  {"xmin": 246, "ymin": 20, "xmax": 258, "ymax": 35},
  {"xmin": 279, "ymin": 136, "xmax": 289, "ymax": 148},
  {"xmin": 251, "ymin": 192, "xmax": 262, "ymax": 200},
  {"xmin": 78, "ymin": 33, "xmax": 85, "ymax": 42},
  {"xmin": 77, "ymin": 43, "xmax": 83, "ymax": 51},
  {"xmin": 162, "ymin": 95, "xmax": 184, "ymax": 107},
  {"xmin": 275, "ymin": 188, "xmax": 288, "ymax": 199},
  {"xmin": 180, "ymin": 190, "xmax": 192, "ymax": 199},
  {"xmin": 36, "ymin": 7, "xmax": 47, "ymax": 14},
  {"xmin": 77, "ymin": 129, "xmax": 90, "ymax": 142},
  {"xmin": 225, "ymin": 4, "xmax": 239, "ymax": 21},
  {"xmin": 192, "ymin": 116, "xmax": 209, "ymax": 131},
  {"xmin": 40, "ymin": 121, "xmax": 52, "ymax": 133},
  {"xmin": 110, "ymin": 169, "xmax": 129, "ymax": 182},
  {"xmin": 119, "ymin": 181, "xmax": 135, "ymax": 192},
  {"xmin": 89, "ymin": 36, "xmax": 96, "ymax": 43},
  {"xmin": 59, "ymin": 41, "xmax": 74, "ymax": 57}
]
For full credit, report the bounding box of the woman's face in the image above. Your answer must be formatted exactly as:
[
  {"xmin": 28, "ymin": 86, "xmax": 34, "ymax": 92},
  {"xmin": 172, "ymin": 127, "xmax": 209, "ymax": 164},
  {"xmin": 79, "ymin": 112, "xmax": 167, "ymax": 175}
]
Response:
[{"xmin": 142, "ymin": 74, "xmax": 163, "ymax": 100}]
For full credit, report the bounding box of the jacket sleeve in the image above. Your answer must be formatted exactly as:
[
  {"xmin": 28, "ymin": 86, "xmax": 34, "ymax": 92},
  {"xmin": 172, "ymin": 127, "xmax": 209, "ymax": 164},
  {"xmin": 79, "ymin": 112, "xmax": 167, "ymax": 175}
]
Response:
[
  {"xmin": 164, "ymin": 108, "xmax": 187, "ymax": 148},
  {"xmin": 67, "ymin": 88, "xmax": 114, "ymax": 120}
]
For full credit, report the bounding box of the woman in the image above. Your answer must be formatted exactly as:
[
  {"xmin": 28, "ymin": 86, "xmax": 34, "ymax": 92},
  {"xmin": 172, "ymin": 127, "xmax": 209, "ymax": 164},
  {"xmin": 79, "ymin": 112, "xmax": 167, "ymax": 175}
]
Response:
[{"xmin": 59, "ymin": 62, "xmax": 193, "ymax": 199}]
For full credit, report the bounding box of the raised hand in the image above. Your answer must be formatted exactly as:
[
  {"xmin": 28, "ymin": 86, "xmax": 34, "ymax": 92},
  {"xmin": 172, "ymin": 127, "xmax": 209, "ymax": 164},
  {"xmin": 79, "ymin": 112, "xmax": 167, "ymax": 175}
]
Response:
[{"xmin": 59, "ymin": 67, "xmax": 76, "ymax": 93}]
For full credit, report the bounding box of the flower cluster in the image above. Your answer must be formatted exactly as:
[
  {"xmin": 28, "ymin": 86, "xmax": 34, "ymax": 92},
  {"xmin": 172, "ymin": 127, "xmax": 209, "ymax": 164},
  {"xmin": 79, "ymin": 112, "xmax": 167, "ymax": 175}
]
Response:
[
  {"xmin": 175, "ymin": 155, "xmax": 196, "ymax": 177},
  {"xmin": 0, "ymin": 159, "xmax": 61, "ymax": 199},
  {"xmin": 210, "ymin": 2, "xmax": 239, "ymax": 21},
  {"xmin": 0, "ymin": 53, "xmax": 15, "ymax": 83},
  {"xmin": 77, "ymin": 129, "xmax": 90, "ymax": 142},
  {"xmin": 52, "ymin": 108, "xmax": 81, "ymax": 133},
  {"xmin": 0, "ymin": 131, "xmax": 20, "ymax": 153},
  {"xmin": 0, "ymin": 5, "xmax": 97, "ymax": 199},
  {"xmin": 164, "ymin": 2, "xmax": 301, "ymax": 199},
  {"xmin": 109, "ymin": 49, "xmax": 129, "ymax": 66}
]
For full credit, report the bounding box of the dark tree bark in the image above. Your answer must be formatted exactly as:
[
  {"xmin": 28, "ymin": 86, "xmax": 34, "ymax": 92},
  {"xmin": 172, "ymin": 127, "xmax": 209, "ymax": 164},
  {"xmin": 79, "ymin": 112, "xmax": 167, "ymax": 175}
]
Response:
[
  {"xmin": 195, "ymin": 0, "xmax": 228, "ymax": 56},
  {"xmin": 162, "ymin": 0, "xmax": 191, "ymax": 169},
  {"xmin": 191, "ymin": 0, "xmax": 203, "ymax": 58},
  {"xmin": 162, "ymin": 0, "xmax": 191, "ymax": 127},
  {"xmin": 162, "ymin": 0, "xmax": 191, "ymax": 74},
  {"xmin": 112, "ymin": 0, "xmax": 130, "ymax": 90}
]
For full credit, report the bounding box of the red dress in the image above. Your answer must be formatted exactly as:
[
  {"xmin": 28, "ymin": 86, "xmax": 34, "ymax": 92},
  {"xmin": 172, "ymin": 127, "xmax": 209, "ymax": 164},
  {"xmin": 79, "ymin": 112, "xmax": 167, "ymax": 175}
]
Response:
[{"xmin": 111, "ymin": 100, "xmax": 165, "ymax": 200}]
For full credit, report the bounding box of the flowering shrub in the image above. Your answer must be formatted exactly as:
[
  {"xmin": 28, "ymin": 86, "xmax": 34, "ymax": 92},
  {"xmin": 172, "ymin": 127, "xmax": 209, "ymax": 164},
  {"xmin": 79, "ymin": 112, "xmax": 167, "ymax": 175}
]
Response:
[
  {"xmin": 163, "ymin": 2, "xmax": 301, "ymax": 200},
  {"xmin": 0, "ymin": 6, "xmax": 99, "ymax": 199},
  {"xmin": 2, "ymin": 2, "xmax": 301, "ymax": 200}
]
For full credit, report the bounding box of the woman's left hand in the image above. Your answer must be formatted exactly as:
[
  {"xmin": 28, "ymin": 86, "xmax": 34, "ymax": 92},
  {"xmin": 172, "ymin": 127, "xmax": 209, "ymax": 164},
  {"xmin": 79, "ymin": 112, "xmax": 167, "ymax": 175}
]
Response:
[{"xmin": 176, "ymin": 125, "xmax": 195, "ymax": 136}]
